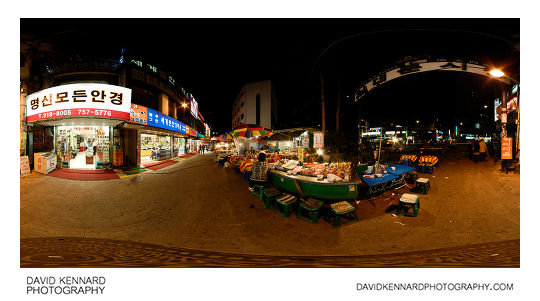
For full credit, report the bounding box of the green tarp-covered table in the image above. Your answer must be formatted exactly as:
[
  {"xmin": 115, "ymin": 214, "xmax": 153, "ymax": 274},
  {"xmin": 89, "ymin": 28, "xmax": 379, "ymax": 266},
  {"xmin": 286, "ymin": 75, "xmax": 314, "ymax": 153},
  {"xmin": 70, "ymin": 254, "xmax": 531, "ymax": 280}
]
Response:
[{"xmin": 269, "ymin": 170, "xmax": 361, "ymax": 200}]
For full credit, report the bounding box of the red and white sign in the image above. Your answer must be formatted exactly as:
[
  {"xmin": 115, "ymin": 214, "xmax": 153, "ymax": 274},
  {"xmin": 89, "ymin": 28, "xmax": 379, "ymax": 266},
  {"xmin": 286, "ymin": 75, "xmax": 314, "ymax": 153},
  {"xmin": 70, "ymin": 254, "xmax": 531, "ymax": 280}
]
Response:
[
  {"xmin": 506, "ymin": 96, "xmax": 518, "ymax": 112},
  {"xmin": 26, "ymin": 83, "xmax": 132, "ymax": 122},
  {"xmin": 313, "ymin": 132, "xmax": 324, "ymax": 148}
]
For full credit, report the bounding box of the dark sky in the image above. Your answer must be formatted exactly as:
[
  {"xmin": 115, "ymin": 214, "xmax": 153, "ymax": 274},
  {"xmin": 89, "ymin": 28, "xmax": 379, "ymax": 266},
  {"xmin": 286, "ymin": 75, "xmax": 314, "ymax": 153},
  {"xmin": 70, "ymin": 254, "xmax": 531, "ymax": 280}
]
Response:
[{"xmin": 21, "ymin": 18, "xmax": 519, "ymax": 134}]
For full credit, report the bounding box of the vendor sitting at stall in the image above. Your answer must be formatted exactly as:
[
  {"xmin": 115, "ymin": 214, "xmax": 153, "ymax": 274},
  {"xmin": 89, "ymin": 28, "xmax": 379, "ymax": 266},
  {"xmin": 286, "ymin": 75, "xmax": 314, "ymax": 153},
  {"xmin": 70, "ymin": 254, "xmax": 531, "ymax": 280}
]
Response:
[
  {"xmin": 270, "ymin": 151, "xmax": 281, "ymax": 163},
  {"xmin": 243, "ymin": 149, "xmax": 254, "ymax": 160},
  {"xmin": 248, "ymin": 152, "xmax": 271, "ymax": 191}
]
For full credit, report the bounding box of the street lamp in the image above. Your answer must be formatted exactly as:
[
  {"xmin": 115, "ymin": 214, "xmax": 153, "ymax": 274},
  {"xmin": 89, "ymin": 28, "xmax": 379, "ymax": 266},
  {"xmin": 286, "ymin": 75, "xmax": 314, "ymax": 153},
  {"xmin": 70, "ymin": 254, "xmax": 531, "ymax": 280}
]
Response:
[{"xmin": 489, "ymin": 69, "xmax": 520, "ymax": 85}]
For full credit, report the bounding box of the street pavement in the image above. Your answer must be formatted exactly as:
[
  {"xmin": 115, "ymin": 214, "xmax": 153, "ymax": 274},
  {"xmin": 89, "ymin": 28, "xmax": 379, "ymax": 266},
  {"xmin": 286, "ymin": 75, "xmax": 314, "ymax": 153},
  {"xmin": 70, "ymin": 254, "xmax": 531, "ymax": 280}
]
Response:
[{"xmin": 20, "ymin": 151, "xmax": 520, "ymax": 266}]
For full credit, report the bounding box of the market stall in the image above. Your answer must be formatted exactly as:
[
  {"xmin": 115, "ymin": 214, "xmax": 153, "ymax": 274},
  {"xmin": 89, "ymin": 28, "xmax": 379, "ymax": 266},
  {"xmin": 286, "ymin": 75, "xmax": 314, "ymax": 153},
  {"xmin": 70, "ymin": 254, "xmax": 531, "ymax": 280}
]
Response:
[{"xmin": 268, "ymin": 160, "xmax": 360, "ymax": 200}]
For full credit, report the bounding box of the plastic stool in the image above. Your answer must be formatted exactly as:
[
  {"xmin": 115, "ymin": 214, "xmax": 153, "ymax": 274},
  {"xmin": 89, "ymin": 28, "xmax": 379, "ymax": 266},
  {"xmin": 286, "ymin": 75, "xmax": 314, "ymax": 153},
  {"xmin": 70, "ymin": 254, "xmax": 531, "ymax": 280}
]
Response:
[
  {"xmin": 324, "ymin": 201, "xmax": 358, "ymax": 227},
  {"xmin": 406, "ymin": 170, "xmax": 418, "ymax": 184},
  {"xmin": 397, "ymin": 193, "xmax": 420, "ymax": 217},
  {"xmin": 273, "ymin": 193, "xmax": 298, "ymax": 217},
  {"xmin": 252, "ymin": 184, "xmax": 264, "ymax": 199},
  {"xmin": 416, "ymin": 178, "xmax": 430, "ymax": 194},
  {"xmin": 262, "ymin": 187, "xmax": 281, "ymax": 209},
  {"xmin": 218, "ymin": 159, "xmax": 225, "ymax": 166},
  {"xmin": 416, "ymin": 163, "xmax": 426, "ymax": 173},
  {"xmin": 424, "ymin": 164, "xmax": 434, "ymax": 174},
  {"xmin": 296, "ymin": 198, "xmax": 324, "ymax": 223},
  {"xmin": 244, "ymin": 171, "xmax": 252, "ymax": 181}
]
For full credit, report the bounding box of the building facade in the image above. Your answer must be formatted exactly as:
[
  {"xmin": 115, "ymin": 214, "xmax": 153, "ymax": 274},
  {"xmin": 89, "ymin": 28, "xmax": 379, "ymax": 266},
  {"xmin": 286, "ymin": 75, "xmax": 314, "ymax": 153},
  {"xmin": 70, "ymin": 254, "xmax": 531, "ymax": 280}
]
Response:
[
  {"xmin": 231, "ymin": 80, "xmax": 277, "ymax": 129},
  {"xmin": 20, "ymin": 38, "xmax": 210, "ymax": 171}
]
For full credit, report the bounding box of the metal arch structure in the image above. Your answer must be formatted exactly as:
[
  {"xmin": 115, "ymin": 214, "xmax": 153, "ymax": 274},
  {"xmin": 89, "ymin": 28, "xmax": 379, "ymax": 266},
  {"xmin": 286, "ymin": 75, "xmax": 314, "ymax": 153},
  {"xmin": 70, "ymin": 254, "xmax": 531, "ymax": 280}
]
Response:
[{"xmin": 354, "ymin": 58, "xmax": 512, "ymax": 102}]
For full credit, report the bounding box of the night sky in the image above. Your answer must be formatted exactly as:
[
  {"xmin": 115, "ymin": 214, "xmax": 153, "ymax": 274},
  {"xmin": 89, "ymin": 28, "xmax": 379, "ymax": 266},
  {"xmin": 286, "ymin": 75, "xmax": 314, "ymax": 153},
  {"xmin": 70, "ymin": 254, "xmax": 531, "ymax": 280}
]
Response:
[{"xmin": 21, "ymin": 18, "xmax": 519, "ymax": 135}]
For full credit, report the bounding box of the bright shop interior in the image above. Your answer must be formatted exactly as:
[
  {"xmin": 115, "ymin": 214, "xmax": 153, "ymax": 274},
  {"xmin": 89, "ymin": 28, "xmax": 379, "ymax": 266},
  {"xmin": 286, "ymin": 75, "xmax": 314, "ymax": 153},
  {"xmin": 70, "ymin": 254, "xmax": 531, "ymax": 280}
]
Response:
[
  {"xmin": 141, "ymin": 133, "xmax": 171, "ymax": 161},
  {"xmin": 56, "ymin": 125, "xmax": 111, "ymax": 169}
]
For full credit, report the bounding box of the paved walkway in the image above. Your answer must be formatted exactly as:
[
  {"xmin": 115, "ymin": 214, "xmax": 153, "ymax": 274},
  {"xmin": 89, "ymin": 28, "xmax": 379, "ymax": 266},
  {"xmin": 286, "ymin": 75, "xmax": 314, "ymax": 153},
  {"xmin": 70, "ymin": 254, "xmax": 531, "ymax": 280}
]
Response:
[{"xmin": 20, "ymin": 152, "xmax": 519, "ymax": 260}]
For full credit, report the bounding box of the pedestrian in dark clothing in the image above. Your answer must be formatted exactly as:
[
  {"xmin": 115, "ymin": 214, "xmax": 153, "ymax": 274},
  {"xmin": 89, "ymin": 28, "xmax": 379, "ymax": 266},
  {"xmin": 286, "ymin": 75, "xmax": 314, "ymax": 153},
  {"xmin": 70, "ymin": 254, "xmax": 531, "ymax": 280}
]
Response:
[
  {"xmin": 472, "ymin": 139, "xmax": 480, "ymax": 163},
  {"xmin": 248, "ymin": 152, "xmax": 270, "ymax": 190}
]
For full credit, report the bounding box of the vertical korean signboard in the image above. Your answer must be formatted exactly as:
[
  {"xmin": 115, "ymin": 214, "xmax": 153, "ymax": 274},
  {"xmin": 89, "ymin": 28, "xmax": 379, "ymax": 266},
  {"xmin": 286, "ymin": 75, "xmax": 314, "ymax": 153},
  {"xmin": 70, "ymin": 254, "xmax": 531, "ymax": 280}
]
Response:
[
  {"xmin": 130, "ymin": 104, "xmax": 148, "ymax": 125},
  {"xmin": 313, "ymin": 132, "xmax": 324, "ymax": 148},
  {"xmin": 501, "ymin": 137, "xmax": 513, "ymax": 159},
  {"xmin": 297, "ymin": 148, "xmax": 304, "ymax": 162},
  {"xmin": 20, "ymin": 156, "xmax": 31, "ymax": 177}
]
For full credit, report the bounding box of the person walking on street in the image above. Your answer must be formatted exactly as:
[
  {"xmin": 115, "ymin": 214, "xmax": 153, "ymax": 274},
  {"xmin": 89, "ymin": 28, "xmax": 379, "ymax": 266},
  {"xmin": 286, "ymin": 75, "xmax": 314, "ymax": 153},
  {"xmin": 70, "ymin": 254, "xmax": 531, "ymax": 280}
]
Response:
[
  {"xmin": 472, "ymin": 138, "xmax": 480, "ymax": 163},
  {"xmin": 479, "ymin": 139, "xmax": 488, "ymax": 161}
]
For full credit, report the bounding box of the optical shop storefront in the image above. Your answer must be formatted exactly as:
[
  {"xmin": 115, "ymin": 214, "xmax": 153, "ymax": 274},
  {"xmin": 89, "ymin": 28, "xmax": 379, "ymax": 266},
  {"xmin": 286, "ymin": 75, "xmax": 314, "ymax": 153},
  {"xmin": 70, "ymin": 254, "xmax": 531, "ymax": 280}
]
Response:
[
  {"xmin": 129, "ymin": 103, "xmax": 197, "ymax": 165},
  {"xmin": 26, "ymin": 83, "xmax": 132, "ymax": 171}
]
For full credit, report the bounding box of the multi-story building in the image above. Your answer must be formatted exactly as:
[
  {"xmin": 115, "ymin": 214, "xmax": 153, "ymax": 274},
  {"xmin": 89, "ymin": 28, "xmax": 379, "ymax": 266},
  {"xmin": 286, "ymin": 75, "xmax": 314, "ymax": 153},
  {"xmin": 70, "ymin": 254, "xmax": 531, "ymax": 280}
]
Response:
[
  {"xmin": 231, "ymin": 80, "xmax": 277, "ymax": 130},
  {"xmin": 20, "ymin": 36, "xmax": 210, "ymax": 171}
]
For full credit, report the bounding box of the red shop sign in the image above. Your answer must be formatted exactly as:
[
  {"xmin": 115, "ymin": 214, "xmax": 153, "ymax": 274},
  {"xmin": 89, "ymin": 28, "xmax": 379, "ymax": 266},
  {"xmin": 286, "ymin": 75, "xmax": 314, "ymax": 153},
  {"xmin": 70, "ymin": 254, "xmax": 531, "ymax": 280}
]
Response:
[{"xmin": 501, "ymin": 137, "xmax": 513, "ymax": 160}]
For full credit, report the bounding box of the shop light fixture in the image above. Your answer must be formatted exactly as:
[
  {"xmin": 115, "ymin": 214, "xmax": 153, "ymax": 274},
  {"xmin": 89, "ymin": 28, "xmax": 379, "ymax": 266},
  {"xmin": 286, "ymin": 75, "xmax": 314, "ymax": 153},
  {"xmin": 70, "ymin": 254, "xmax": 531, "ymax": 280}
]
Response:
[{"xmin": 316, "ymin": 149, "xmax": 323, "ymax": 155}]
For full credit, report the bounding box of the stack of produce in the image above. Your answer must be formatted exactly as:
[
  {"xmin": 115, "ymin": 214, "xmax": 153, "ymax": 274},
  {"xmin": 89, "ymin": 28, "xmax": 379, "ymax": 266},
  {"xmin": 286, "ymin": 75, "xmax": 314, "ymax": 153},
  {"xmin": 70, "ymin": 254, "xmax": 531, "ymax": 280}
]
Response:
[
  {"xmin": 326, "ymin": 162, "xmax": 352, "ymax": 179},
  {"xmin": 281, "ymin": 159, "xmax": 299, "ymax": 170}
]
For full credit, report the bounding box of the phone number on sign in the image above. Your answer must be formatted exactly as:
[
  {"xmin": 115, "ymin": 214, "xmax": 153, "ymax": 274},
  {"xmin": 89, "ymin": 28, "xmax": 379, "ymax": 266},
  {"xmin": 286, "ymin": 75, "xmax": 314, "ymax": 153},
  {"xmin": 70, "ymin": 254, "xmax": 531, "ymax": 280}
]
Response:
[{"xmin": 37, "ymin": 109, "xmax": 113, "ymax": 119}]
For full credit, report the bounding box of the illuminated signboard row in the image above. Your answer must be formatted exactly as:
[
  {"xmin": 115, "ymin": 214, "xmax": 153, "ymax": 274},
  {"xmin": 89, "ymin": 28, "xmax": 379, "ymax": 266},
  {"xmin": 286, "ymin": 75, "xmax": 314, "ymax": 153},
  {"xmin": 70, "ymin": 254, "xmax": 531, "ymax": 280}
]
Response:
[
  {"xmin": 26, "ymin": 83, "xmax": 132, "ymax": 122},
  {"xmin": 129, "ymin": 104, "xmax": 199, "ymax": 137}
]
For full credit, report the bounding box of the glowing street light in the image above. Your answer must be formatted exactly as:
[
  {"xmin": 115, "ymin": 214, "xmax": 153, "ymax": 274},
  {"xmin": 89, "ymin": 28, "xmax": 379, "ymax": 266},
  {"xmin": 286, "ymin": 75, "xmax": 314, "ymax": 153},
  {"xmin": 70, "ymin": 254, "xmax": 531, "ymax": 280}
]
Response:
[
  {"xmin": 489, "ymin": 69, "xmax": 505, "ymax": 78},
  {"xmin": 181, "ymin": 103, "xmax": 188, "ymax": 108}
]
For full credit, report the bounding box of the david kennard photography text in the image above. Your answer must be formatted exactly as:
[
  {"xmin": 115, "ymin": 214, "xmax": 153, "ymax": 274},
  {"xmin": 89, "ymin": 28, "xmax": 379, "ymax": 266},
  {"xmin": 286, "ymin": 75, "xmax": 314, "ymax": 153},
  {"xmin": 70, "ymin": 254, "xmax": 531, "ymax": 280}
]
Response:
[{"xmin": 26, "ymin": 276, "xmax": 106, "ymax": 295}]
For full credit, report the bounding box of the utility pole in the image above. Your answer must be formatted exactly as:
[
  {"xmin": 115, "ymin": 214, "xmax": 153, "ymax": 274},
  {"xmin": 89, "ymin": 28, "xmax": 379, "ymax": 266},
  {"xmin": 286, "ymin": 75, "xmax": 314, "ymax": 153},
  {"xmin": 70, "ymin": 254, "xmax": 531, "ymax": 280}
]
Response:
[
  {"xmin": 500, "ymin": 88, "xmax": 507, "ymax": 172},
  {"xmin": 336, "ymin": 76, "xmax": 341, "ymax": 134},
  {"xmin": 320, "ymin": 72, "xmax": 326, "ymax": 134}
]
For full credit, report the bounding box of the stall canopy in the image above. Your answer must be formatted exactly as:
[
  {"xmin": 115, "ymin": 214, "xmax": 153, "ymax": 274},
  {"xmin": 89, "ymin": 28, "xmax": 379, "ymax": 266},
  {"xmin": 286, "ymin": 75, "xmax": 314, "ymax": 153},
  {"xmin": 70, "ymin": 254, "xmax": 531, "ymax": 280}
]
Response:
[
  {"xmin": 218, "ymin": 133, "xmax": 234, "ymax": 141},
  {"xmin": 265, "ymin": 127, "xmax": 319, "ymax": 141},
  {"xmin": 231, "ymin": 124, "xmax": 273, "ymax": 138}
]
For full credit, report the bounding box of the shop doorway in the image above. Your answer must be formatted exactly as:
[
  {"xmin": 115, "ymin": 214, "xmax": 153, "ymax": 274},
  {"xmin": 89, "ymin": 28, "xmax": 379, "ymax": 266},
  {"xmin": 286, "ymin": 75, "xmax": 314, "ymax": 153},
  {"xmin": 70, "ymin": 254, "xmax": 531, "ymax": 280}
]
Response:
[
  {"xmin": 57, "ymin": 126, "xmax": 111, "ymax": 169},
  {"xmin": 120, "ymin": 128, "xmax": 138, "ymax": 168}
]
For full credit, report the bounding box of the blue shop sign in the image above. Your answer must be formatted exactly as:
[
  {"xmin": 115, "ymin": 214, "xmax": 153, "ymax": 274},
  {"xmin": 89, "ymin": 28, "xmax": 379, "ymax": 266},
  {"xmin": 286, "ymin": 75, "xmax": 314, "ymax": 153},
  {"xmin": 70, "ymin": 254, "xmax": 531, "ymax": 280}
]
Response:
[{"xmin": 147, "ymin": 108, "xmax": 186, "ymax": 134}]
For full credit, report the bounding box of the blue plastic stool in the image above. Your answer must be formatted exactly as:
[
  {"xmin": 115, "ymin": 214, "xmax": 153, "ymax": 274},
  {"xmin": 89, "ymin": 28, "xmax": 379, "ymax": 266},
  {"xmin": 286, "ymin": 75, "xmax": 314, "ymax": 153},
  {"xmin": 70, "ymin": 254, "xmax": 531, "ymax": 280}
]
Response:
[
  {"xmin": 425, "ymin": 165, "xmax": 433, "ymax": 174},
  {"xmin": 416, "ymin": 163, "xmax": 425, "ymax": 173},
  {"xmin": 244, "ymin": 171, "xmax": 252, "ymax": 181}
]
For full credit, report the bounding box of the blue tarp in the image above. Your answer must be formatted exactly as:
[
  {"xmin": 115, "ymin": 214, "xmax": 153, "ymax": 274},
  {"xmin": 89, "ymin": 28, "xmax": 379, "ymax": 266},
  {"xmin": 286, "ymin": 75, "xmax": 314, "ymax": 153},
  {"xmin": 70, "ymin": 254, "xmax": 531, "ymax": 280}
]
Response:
[
  {"xmin": 361, "ymin": 173, "xmax": 399, "ymax": 187},
  {"xmin": 386, "ymin": 164, "xmax": 415, "ymax": 176}
]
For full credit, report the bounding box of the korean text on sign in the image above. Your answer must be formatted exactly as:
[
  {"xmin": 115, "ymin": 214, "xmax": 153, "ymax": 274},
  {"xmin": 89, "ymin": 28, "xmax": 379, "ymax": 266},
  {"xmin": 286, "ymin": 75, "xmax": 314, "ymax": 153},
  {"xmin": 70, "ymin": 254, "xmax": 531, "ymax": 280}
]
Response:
[{"xmin": 26, "ymin": 83, "xmax": 132, "ymax": 122}]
